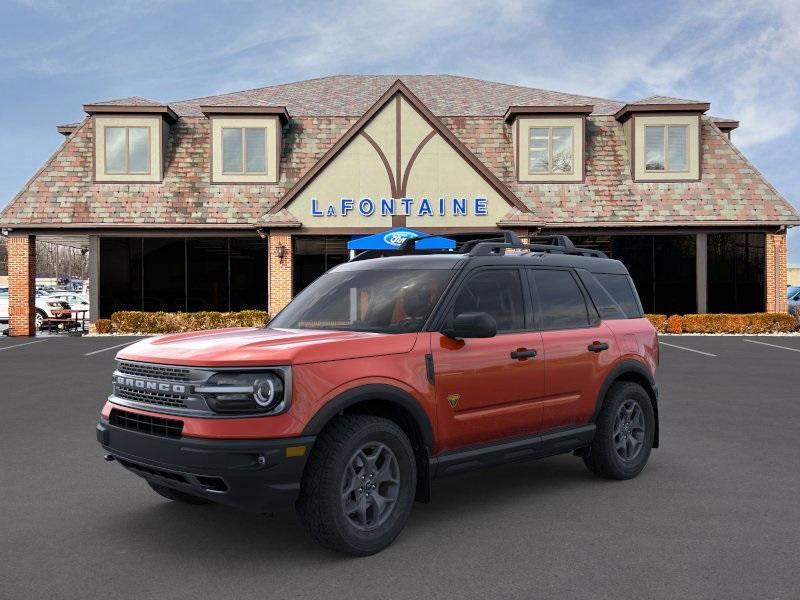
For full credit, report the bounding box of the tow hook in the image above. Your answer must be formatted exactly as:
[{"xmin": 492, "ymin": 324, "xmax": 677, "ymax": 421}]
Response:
[{"xmin": 103, "ymin": 454, "xmax": 115, "ymax": 462}]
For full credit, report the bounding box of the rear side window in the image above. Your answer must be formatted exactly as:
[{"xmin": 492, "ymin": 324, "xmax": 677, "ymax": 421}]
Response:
[
  {"xmin": 530, "ymin": 269, "xmax": 590, "ymax": 329},
  {"xmin": 595, "ymin": 273, "xmax": 643, "ymax": 318},
  {"xmin": 577, "ymin": 270, "xmax": 626, "ymax": 320},
  {"xmin": 450, "ymin": 269, "xmax": 525, "ymax": 332}
]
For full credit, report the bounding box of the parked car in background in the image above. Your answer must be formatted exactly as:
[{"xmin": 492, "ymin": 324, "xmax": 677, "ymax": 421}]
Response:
[
  {"xmin": 788, "ymin": 286, "xmax": 800, "ymax": 314},
  {"xmin": 1, "ymin": 291, "xmax": 72, "ymax": 329}
]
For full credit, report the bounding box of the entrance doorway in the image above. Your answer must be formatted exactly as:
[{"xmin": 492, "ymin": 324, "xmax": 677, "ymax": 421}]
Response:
[{"xmin": 292, "ymin": 236, "xmax": 349, "ymax": 294}]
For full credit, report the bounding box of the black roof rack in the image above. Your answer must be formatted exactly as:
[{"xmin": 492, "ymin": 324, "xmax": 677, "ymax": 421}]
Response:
[{"xmin": 465, "ymin": 231, "xmax": 608, "ymax": 258}]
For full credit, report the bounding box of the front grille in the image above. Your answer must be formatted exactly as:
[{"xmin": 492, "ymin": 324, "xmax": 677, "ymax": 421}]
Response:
[
  {"xmin": 118, "ymin": 361, "xmax": 192, "ymax": 382},
  {"xmin": 115, "ymin": 387, "xmax": 188, "ymax": 408},
  {"xmin": 109, "ymin": 408, "xmax": 183, "ymax": 438}
]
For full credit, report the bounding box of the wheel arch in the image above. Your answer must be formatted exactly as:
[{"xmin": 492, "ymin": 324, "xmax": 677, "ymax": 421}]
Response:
[
  {"xmin": 593, "ymin": 360, "xmax": 659, "ymax": 448},
  {"xmin": 302, "ymin": 384, "xmax": 435, "ymax": 502}
]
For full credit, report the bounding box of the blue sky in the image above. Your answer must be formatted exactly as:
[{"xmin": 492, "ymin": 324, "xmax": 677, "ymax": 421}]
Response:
[{"xmin": 1, "ymin": 0, "xmax": 798, "ymax": 260}]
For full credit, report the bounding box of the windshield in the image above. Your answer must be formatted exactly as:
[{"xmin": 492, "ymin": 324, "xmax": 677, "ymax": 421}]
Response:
[{"xmin": 269, "ymin": 268, "xmax": 454, "ymax": 333}]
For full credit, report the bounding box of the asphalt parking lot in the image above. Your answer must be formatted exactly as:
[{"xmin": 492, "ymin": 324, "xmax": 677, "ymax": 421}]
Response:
[{"xmin": 2, "ymin": 335, "xmax": 799, "ymax": 600}]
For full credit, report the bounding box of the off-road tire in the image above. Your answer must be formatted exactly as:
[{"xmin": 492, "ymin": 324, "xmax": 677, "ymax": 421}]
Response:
[
  {"xmin": 583, "ymin": 381, "xmax": 655, "ymax": 480},
  {"xmin": 148, "ymin": 482, "xmax": 211, "ymax": 505},
  {"xmin": 297, "ymin": 414, "xmax": 417, "ymax": 556}
]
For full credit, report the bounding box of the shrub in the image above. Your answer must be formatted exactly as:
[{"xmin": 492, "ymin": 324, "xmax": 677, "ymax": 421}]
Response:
[
  {"xmin": 94, "ymin": 319, "xmax": 113, "ymax": 334},
  {"xmin": 111, "ymin": 310, "xmax": 269, "ymax": 334},
  {"xmin": 673, "ymin": 313, "xmax": 797, "ymax": 334},
  {"xmin": 645, "ymin": 314, "xmax": 667, "ymax": 333},
  {"xmin": 665, "ymin": 315, "xmax": 683, "ymax": 334}
]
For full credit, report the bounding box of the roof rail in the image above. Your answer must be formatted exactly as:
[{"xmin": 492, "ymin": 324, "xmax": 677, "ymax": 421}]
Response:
[{"xmin": 466, "ymin": 230, "xmax": 608, "ymax": 258}]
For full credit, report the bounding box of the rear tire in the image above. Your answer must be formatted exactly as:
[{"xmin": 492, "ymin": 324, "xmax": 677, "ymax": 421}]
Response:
[
  {"xmin": 148, "ymin": 482, "xmax": 211, "ymax": 505},
  {"xmin": 297, "ymin": 414, "xmax": 417, "ymax": 556},
  {"xmin": 35, "ymin": 309, "xmax": 46, "ymax": 330},
  {"xmin": 583, "ymin": 381, "xmax": 654, "ymax": 480}
]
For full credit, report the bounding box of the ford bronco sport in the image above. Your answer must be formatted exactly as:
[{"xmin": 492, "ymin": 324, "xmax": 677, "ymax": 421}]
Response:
[{"xmin": 97, "ymin": 232, "xmax": 659, "ymax": 556}]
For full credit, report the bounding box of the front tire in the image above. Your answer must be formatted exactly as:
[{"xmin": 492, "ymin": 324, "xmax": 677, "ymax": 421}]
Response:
[
  {"xmin": 35, "ymin": 309, "xmax": 46, "ymax": 330},
  {"xmin": 297, "ymin": 415, "xmax": 417, "ymax": 556},
  {"xmin": 583, "ymin": 381, "xmax": 655, "ymax": 480}
]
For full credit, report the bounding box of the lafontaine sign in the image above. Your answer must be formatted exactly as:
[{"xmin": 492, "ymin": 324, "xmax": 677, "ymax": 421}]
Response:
[{"xmin": 310, "ymin": 196, "xmax": 489, "ymax": 218}]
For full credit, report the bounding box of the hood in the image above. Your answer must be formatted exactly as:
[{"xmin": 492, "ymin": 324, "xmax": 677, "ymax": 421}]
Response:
[{"xmin": 116, "ymin": 327, "xmax": 418, "ymax": 367}]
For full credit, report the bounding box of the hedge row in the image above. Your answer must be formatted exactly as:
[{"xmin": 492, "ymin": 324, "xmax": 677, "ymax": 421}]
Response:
[
  {"xmin": 108, "ymin": 310, "xmax": 269, "ymax": 334},
  {"xmin": 645, "ymin": 313, "xmax": 798, "ymax": 334}
]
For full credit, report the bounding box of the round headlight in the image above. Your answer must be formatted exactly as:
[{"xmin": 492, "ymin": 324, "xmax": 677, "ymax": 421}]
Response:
[{"xmin": 254, "ymin": 377, "xmax": 277, "ymax": 407}]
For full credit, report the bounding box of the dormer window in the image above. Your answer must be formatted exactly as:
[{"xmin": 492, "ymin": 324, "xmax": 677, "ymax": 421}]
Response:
[
  {"xmin": 84, "ymin": 101, "xmax": 175, "ymax": 183},
  {"xmin": 505, "ymin": 106, "xmax": 591, "ymax": 184},
  {"xmin": 201, "ymin": 106, "xmax": 289, "ymax": 184},
  {"xmin": 222, "ymin": 127, "xmax": 268, "ymax": 174},
  {"xmin": 105, "ymin": 126, "xmax": 151, "ymax": 174},
  {"xmin": 644, "ymin": 124, "xmax": 688, "ymax": 172}
]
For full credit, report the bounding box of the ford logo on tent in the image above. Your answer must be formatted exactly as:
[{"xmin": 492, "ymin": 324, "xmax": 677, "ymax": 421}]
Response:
[{"xmin": 383, "ymin": 231, "xmax": 417, "ymax": 247}]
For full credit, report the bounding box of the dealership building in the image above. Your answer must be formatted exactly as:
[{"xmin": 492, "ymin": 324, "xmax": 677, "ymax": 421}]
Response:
[{"xmin": 1, "ymin": 74, "xmax": 797, "ymax": 335}]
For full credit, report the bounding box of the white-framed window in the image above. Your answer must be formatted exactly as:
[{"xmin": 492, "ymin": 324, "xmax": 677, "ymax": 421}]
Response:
[
  {"xmin": 221, "ymin": 127, "xmax": 268, "ymax": 174},
  {"xmin": 104, "ymin": 126, "xmax": 151, "ymax": 175},
  {"xmin": 644, "ymin": 124, "xmax": 689, "ymax": 172},
  {"xmin": 528, "ymin": 126, "xmax": 574, "ymax": 175}
]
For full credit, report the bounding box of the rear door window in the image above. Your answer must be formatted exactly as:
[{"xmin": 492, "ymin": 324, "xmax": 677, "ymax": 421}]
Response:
[
  {"xmin": 594, "ymin": 273, "xmax": 643, "ymax": 318},
  {"xmin": 529, "ymin": 269, "xmax": 590, "ymax": 330}
]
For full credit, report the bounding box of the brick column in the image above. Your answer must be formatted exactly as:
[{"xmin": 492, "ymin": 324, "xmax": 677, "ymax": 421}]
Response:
[
  {"xmin": 765, "ymin": 233, "xmax": 788, "ymax": 313},
  {"xmin": 268, "ymin": 231, "xmax": 293, "ymax": 317},
  {"xmin": 8, "ymin": 234, "xmax": 36, "ymax": 336}
]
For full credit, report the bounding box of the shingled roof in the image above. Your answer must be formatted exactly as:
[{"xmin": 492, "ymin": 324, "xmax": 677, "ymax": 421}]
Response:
[{"xmin": 1, "ymin": 75, "xmax": 797, "ymax": 229}]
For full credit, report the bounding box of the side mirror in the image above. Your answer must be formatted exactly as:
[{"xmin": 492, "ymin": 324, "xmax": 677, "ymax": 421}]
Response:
[{"xmin": 442, "ymin": 312, "xmax": 497, "ymax": 339}]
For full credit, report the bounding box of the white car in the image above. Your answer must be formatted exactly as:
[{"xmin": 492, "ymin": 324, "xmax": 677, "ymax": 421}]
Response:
[
  {"xmin": 0, "ymin": 287, "xmax": 74, "ymax": 329},
  {"xmin": 45, "ymin": 292, "xmax": 90, "ymax": 320}
]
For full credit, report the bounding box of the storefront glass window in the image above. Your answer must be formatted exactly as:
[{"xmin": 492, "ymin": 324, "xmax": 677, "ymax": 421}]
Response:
[
  {"xmin": 569, "ymin": 234, "xmax": 696, "ymax": 314},
  {"xmin": 98, "ymin": 237, "xmax": 267, "ymax": 318},
  {"xmin": 707, "ymin": 233, "xmax": 765, "ymax": 313}
]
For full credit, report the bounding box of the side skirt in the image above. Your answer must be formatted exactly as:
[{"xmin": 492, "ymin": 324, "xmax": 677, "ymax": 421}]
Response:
[{"xmin": 430, "ymin": 424, "xmax": 596, "ymax": 478}]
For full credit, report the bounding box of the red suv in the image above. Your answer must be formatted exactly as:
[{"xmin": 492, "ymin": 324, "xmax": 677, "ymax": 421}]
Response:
[{"xmin": 97, "ymin": 233, "xmax": 659, "ymax": 555}]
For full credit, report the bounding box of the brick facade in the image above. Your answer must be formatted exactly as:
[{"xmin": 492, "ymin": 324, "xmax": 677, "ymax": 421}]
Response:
[
  {"xmin": 7, "ymin": 234, "xmax": 36, "ymax": 336},
  {"xmin": 765, "ymin": 233, "xmax": 788, "ymax": 313},
  {"xmin": 268, "ymin": 232, "xmax": 294, "ymax": 317}
]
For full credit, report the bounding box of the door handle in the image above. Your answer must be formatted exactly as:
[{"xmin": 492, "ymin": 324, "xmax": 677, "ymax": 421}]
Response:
[
  {"xmin": 510, "ymin": 348, "xmax": 537, "ymax": 360},
  {"xmin": 588, "ymin": 341, "xmax": 609, "ymax": 353}
]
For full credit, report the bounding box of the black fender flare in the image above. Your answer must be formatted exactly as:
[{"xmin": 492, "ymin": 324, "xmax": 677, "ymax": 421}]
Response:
[
  {"xmin": 302, "ymin": 383, "xmax": 435, "ymax": 452},
  {"xmin": 592, "ymin": 359, "xmax": 659, "ymax": 448}
]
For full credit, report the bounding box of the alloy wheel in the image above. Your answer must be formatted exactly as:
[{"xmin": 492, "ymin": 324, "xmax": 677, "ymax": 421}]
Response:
[
  {"xmin": 613, "ymin": 398, "xmax": 646, "ymax": 461},
  {"xmin": 340, "ymin": 442, "xmax": 400, "ymax": 531}
]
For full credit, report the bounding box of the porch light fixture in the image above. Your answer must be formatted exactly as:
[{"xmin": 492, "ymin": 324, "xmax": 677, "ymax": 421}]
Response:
[{"xmin": 275, "ymin": 243, "xmax": 286, "ymax": 263}]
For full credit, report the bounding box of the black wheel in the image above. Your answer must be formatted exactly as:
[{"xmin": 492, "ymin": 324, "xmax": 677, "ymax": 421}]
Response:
[
  {"xmin": 148, "ymin": 482, "xmax": 211, "ymax": 505},
  {"xmin": 583, "ymin": 381, "xmax": 655, "ymax": 480},
  {"xmin": 297, "ymin": 414, "xmax": 417, "ymax": 556}
]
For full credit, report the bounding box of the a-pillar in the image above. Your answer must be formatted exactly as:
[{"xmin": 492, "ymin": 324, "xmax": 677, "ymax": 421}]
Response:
[
  {"xmin": 8, "ymin": 233, "xmax": 36, "ymax": 336},
  {"xmin": 268, "ymin": 231, "xmax": 293, "ymax": 317}
]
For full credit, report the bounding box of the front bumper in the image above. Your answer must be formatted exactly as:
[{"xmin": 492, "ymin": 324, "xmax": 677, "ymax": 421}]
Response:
[{"xmin": 97, "ymin": 419, "xmax": 315, "ymax": 513}]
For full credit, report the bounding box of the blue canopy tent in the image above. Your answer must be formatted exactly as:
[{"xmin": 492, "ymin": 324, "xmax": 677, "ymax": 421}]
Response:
[{"xmin": 347, "ymin": 227, "xmax": 456, "ymax": 252}]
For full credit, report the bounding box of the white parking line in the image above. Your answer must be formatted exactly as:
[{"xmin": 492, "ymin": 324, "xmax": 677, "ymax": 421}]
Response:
[
  {"xmin": 0, "ymin": 339, "xmax": 49, "ymax": 352},
  {"xmin": 83, "ymin": 340, "xmax": 141, "ymax": 356},
  {"xmin": 659, "ymin": 341, "xmax": 717, "ymax": 357},
  {"xmin": 742, "ymin": 338, "xmax": 800, "ymax": 353}
]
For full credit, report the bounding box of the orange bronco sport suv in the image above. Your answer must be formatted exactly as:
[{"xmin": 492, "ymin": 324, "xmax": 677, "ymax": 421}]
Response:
[{"xmin": 97, "ymin": 233, "xmax": 659, "ymax": 555}]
